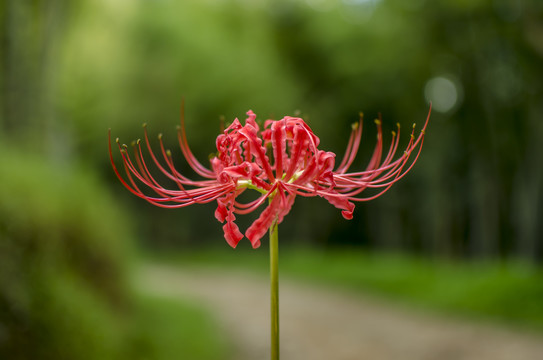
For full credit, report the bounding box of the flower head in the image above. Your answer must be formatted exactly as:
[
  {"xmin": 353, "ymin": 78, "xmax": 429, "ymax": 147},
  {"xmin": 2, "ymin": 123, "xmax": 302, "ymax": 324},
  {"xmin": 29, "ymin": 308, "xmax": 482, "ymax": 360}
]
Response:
[{"xmin": 109, "ymin": 106, "xmax": 430, "ymax": 249}]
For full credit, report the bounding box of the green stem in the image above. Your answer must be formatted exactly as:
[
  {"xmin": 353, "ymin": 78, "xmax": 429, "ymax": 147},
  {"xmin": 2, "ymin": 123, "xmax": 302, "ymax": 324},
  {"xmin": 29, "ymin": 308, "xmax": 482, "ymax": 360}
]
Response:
[{"xmin": 269, "ymin": 221, "xmax": 279, "ymax": 360}]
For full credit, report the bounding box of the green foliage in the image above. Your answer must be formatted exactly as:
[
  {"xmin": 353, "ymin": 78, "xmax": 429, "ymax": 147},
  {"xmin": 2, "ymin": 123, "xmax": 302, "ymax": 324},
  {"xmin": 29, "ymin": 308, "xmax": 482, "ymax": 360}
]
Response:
[
  {"xmin": 53, "ymin": 0, "xmax": 543, "ymax": 257},
  {"xmin": 0, "ymin": 145, "xmax": 132, "ymax": 359},
  {"xmin": 59, "ymin": 0, "xmax": 306, "ymax": 165},
  {"xmin": 3, "ymin": 0, "xmax": 542, "ymax": 256},
  {"xmin": 0, "ymin": 145, "xmax": 230, "ymax": 360}
]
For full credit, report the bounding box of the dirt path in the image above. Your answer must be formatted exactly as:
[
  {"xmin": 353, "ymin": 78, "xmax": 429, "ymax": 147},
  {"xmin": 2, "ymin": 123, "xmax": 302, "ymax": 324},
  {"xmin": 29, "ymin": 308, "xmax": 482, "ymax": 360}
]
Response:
[{"xmin": 138, "ymin": 264, "xmax": 543, "ymax": 360}]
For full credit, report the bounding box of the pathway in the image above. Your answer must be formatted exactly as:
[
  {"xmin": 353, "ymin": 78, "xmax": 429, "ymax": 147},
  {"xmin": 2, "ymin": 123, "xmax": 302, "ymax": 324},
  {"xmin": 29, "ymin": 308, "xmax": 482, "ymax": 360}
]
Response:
[{"xmin": 138, "ymin": 264, "xmax": 543, "ymax": 360}]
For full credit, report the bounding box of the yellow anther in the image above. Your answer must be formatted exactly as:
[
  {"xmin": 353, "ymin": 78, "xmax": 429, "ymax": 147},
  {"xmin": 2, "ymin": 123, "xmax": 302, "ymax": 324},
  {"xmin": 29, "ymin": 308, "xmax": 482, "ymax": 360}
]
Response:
[
  {"xmin": 131, "ymin": 140, "xmax": 136, "ymax": 147},
  {"xmin": 396, "ymin": 122, "xmax": 400, "ymax": 128},
  {"xmin": 137, "ymin": 139, "xmax": 141, "ymax": 145},
  {"xmin": 421, "ymin": 130, "xmax": 426, "ymax": 135},
  {"xmin": 166, "ymin": 149, "xmax": 172, "ymax": 157},
  {"xmin": 374, "ymin": 119, "xmax": 381, "ymax": 125},
  {"xmin": 412, "ymin": 123, "xmax": 416, "ymax": 129},
  {"xmin": 359, "ymin": 111, "xmax": 364, "ymax": 118},
  {"xmin": 391, "ymin": 131, "xmax": 396, "ymax": 136},
  {"xmin": 115, "ymin": 138, "xmax": 120, "ymax": 143},
  {"xmin": 158, "ymin": 133, "xmax": 163, "ymax": 139},
  {"xmin": 410, "ymin": 134, "xmax": 415, "ymax": 140},
  {"xmin": 142, "ymin": 123, "xmax": 147, "ymax": 128},
  {"xmin": 351, "ymin": 122, "xmax": 359, "ymax": 130}
]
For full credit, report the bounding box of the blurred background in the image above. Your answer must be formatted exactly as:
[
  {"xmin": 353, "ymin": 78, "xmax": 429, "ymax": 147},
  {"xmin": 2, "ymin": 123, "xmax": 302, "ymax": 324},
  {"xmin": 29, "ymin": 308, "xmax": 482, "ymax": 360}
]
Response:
[{"xmin": 1, "ymin": 0, "xmax": 542, "ymax": 359}]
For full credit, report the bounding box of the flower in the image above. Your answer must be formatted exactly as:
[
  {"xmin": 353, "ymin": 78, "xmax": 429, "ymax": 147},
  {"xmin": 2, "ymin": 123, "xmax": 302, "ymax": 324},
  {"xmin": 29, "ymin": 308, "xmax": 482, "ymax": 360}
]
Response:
[{"xmin": 109, "ymin": 106, "xmax": 430, "ymax": 249}]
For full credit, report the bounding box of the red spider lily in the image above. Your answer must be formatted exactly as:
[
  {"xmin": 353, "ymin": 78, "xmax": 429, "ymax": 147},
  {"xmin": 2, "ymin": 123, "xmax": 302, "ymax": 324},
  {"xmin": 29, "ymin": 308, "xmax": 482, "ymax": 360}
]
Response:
[{"xmin": 109, "ymin": 106, "xmax": 430, "ymax": 249}]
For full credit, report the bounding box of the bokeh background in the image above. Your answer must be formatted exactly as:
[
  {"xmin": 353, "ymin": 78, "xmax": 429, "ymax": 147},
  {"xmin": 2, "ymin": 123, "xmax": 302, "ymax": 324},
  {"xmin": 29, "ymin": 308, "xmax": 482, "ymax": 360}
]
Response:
[{"xmin": 1, "ymin": 0, "xmax": 542, "ymax": 359}]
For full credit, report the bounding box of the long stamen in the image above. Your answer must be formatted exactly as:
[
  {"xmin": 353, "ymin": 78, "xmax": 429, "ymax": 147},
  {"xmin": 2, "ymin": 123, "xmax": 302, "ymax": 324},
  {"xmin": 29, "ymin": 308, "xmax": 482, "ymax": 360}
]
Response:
[
  {"xmin": 178, "ymin": 101, "xmax": 215, "ymax": 178},
  {"xmin": 337, "ymin": 113, "xmax": 363, "ymax": 173}
]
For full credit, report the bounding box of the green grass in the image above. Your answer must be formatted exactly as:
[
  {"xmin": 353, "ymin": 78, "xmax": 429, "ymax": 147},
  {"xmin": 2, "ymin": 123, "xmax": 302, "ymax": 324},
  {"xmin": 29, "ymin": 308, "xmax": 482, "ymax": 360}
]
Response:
[
  {"xmin": 127, "ymin": 293, "xmax": 231, "ymax": 360},
  {"xmin": 153, "ymin": 247, "xmax": 543, "ymax": 331}
]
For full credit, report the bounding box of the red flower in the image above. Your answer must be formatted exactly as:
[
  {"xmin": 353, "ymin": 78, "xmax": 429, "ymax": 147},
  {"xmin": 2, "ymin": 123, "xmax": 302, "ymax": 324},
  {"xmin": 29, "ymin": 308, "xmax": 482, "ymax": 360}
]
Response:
[{"xmin": 109, "ymin": 107, "xmax": 430, "ymax": 249}]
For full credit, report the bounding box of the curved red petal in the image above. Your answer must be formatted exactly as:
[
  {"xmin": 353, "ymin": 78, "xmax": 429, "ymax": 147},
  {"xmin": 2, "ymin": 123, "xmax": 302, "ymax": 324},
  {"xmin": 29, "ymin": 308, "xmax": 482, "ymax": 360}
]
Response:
[{"xmin": 246, "ymin": 196, "xmax": 281, "ymax": 248}]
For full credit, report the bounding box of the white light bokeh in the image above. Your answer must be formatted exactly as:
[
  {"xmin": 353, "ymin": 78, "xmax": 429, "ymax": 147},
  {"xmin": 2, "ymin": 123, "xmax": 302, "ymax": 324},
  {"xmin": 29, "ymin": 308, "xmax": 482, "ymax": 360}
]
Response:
[
  {"xmin": 340, "ymin": 0, "xmax": 379, "ymax": 23},
  {"xmin": 424, "ymin": 76, "xmax": 463, "ymax": 113}
]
